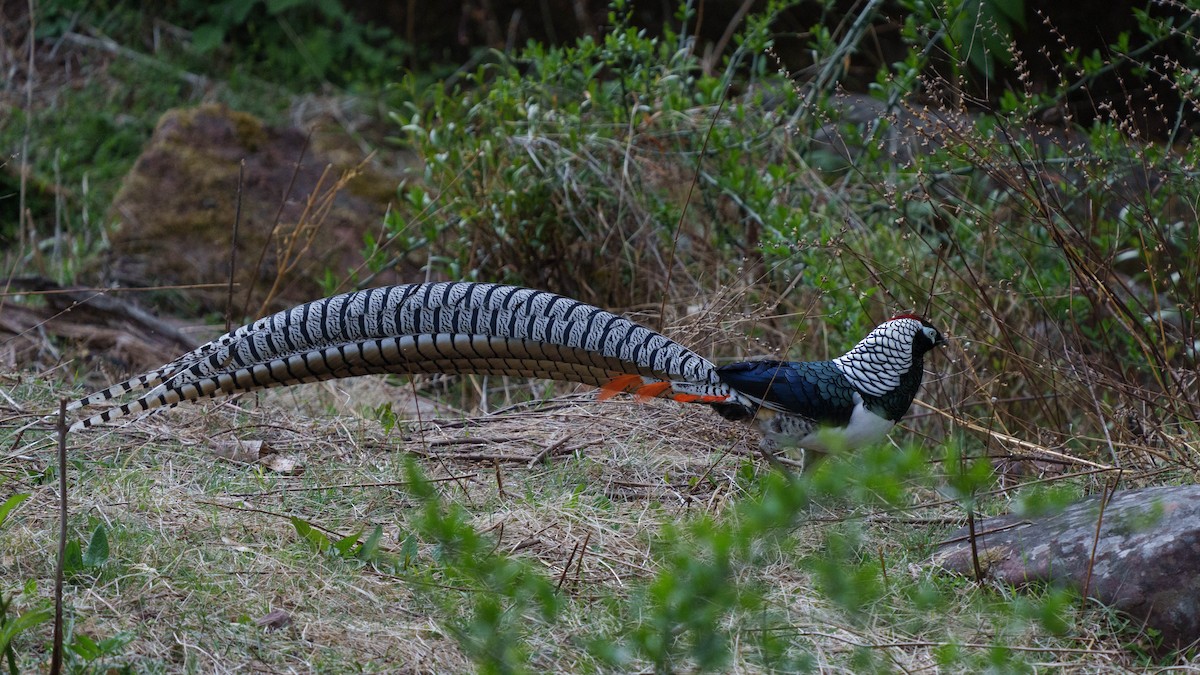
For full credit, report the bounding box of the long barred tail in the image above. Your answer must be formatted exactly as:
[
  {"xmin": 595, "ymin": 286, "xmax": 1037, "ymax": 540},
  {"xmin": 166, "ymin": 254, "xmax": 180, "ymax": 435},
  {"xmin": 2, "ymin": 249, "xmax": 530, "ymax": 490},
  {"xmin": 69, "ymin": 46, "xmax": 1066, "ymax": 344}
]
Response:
[{"xmin": 70, "ymin": 282, "xmax": 734, "ymax": 431}]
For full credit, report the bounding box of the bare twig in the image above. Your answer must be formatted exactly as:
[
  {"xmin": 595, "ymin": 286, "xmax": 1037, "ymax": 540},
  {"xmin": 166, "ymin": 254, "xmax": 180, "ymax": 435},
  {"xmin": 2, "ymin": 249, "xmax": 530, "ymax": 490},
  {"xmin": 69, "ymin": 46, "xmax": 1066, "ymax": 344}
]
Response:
[
  {"xmin": 528, "ymin": 433, "xmax": 572, "ymax": 468},
  {"xmin": 242, "ymin": 132, "xmax": 309, "ymax": 319},
  {"xmin": 1082, "ymin": 470, "xmax": 1122, "ymax": 599},
  {"xmin": 0, "ymin": 282, "xmax": 233, "ymax": 298},
  {"xmin": 556, "ymin": 539, "xmax": 580, "ymax": 591},
  {"xmin": 60, "ymin": 30, "xmax": 208, "ymax": 87},
  {"xmin": 913, "ymin": 400, "xmax": 1112, "ymax": 470},
  {"xmin": 18, "ymin": 0, "xmax": 35, "ymax": 257},
  {"xmin": 493, "ymin": 459, "xmax": 506, "ymax": 498},
  {"xmin": 226, "ymin": 160, "xmax": 245, "ymax": 332},
  {"xmin": 658, "ymin": 90, "xmax": 728, "ymax": 331},
  {"xmin": 574, "ymin": 530, "xmax": 591, "ymax": 590},
  {"xmin": 51, "ymin": 399, "xmax": 67, "ymax": 675},
  {"xmin": 964, "ymin": 470, "xmax": 984, "ymax": 584},
  {"xmin": 934, "ymin": 520, "xmax": 1033, "ymax": 547},
  {"xmin": 768, "ymin": 630, "xmax": 1127, "ymax": 656},
  {"xmin": 225, "ymin": 474, "xmax": 478, "ymax": 498}
]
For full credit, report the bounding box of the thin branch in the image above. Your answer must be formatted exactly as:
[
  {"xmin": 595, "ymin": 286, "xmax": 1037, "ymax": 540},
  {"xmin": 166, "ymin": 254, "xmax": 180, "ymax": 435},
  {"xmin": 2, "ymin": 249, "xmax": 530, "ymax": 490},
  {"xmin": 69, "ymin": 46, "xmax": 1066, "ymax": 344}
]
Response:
[
  {"xmin": 1082, "ymin": 471, "xmax": 1122, "ymax": 599},
  {"xmin": 50, "ymin": 400, "xmax": 67, "ymax": 675},
  {"xmin": 226, "ymin": 160, "xmax": 245, "ymax": 332}
]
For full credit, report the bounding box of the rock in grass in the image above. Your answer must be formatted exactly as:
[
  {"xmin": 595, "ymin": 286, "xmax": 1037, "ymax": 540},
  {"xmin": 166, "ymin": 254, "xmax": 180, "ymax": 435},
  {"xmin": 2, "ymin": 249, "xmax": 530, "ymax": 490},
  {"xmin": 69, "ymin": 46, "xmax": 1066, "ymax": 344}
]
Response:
[
  {"xmin": 108, "ymin": 103, "xmax": 408, "ymax": 315},
  {"xmin": 933, "ymin": 485, "xmax": 1200, "ymax": 649}
]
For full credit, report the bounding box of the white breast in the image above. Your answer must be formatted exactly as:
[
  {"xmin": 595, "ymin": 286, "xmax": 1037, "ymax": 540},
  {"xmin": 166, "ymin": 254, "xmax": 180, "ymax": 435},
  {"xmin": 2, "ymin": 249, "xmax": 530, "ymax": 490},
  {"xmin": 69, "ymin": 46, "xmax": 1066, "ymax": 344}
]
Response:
[{"xmin": 793, "ymin": 392, "xmax": 896, "ymax": 454}]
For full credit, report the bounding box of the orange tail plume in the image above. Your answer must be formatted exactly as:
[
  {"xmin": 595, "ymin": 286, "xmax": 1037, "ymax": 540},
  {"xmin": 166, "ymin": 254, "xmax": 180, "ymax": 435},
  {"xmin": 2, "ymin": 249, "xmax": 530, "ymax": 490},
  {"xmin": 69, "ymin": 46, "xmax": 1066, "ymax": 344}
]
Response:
[
  {"xmin": 598, "ymin": 375, "xmax": 730, "ymax": 404},
  {"xmin": 598, "ymin": 374, "xmax": 643, "ymax": 400}
]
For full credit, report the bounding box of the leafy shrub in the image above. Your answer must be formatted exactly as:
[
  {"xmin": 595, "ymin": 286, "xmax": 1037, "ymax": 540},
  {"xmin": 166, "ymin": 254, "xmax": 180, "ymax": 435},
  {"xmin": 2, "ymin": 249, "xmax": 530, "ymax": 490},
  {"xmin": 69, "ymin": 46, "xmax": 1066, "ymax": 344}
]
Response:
[
  {"xmin": 183, "ymin": 0, "xmax": 407, "ymax": 89},
  {"xmin": 381, "ymin": 1, "xmax": 806, "ymax": 310}
]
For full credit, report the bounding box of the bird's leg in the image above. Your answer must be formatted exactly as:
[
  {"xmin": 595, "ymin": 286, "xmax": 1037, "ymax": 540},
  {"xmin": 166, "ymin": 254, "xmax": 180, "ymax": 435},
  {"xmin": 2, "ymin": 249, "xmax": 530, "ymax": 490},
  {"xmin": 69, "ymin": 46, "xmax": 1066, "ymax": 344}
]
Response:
[
  {"xmin": 757, "ymin": 437, "xmax": 805, "ymax": 475},
  {"xmin": 798, "ymin": 448, "xmax": 828, "ymax": 473}
]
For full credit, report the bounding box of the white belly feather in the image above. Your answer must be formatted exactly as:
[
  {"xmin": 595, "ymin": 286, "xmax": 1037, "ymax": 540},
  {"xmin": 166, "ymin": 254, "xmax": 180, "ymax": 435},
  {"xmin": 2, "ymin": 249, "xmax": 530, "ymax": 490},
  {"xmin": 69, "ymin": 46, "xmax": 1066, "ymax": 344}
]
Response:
[{"xmin": 790, "ymin": 393, "xmax": 896, "ymax": 454}]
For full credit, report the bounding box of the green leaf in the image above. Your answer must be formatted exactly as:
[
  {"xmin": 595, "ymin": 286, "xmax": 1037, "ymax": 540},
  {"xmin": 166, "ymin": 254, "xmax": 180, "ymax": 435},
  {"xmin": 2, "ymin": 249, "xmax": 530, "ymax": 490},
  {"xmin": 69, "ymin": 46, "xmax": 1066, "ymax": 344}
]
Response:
[
  {"xmin": 399, "ymin": 533, "xmax": 419, "ymax": 566},
  {"xmin": 267, "ymin": 0, "xmax": 309, "ymax": 14},
  {"xmin": 374, "ymin": 402, "xmax": 397, "ymax": 434},
  {"xmin": 0, "ymin": 606, "xmax": 53, "ymax": 657},
  {"xmin": 1036, "ymin": 589, "xmax": 1074, "ymax": 635},
  {"xmin": 991, "ymin": 0, "xmax": 1026, "ymax": 28},
  {"xmin": 191, "ymin": 24, "xmax": 225, "ymax": 53},
  {"xmin": 224, "ymin": 0, "xmax": 260, "ymax": 24},
  {"xmin": 0, "ymin": 493, "xmax": 29, "ymax": 529},
  {"xmin": 314, "ymin": 0, "xmax": 345, "ymax": 18},
  {"xmin": 69, "ymin": 629, "xmax": 132, "ymax": 662},
  {"xmin": 332, "ymin": 528, "xmax": 363, "ymax": 557},
  {"xmin": 96, "ymin": 632, "xmax": 134, "ymax": 656},
  {"xmin": 1012, "ymin": 485, "xmax": 1077, "ymax": 518},
  {"xmin": 356, "ymin": 525, "xmax": 383, "ymax": 562},
  {"xmin": 83, "ymin": 524, "xmax": 110, "ymax": 568},
  {"xmin": 71, "ymin": 633, "xmax": 101, "ymax": 660},
  {"xmin": 63, "ymin": 539, "xmax": 84, "ymax": 573},
  {"xmin": 291, "ymin": 517, "xmax": 330, "ymax": 553}
]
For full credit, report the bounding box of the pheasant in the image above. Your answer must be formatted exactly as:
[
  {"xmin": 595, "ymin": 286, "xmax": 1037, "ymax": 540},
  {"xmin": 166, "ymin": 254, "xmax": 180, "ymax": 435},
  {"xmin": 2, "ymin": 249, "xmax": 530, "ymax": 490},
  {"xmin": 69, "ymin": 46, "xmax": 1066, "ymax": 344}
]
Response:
[{"xmin": 68, "ymin": 282, "xmax": 945, "ymax": 468}]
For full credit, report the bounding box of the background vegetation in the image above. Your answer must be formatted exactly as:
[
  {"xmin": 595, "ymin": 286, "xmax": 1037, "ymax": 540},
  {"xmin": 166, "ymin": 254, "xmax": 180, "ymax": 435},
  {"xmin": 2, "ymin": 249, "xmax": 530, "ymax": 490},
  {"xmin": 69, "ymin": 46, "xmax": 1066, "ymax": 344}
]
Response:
[{"xmin": 1, "ymin": 0, "xmax": 1198, "ymax": 671}]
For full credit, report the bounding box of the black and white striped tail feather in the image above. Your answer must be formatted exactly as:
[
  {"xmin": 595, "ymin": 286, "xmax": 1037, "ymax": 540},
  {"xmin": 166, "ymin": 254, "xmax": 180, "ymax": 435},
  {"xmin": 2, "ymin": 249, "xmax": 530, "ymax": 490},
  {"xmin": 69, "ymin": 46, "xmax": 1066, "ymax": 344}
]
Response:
[
  {"xmin": 70, "ymin": 282, "xmax": 728, "ymax": 430},
  {"xmin": 66, "ymin": 369, "xmax": 168, "ymax": 412},
  {"xmin": 66, "ymin": 316, "xmax": 252, "ymax": 413}
]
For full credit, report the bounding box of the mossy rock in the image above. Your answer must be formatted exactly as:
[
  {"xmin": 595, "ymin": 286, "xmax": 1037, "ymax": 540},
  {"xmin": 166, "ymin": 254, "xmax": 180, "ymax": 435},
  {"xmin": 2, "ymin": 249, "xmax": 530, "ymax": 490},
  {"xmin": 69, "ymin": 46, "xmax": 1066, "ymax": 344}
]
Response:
[{"xmin": 107, "ymin": 103, "xmax": 408, "ymax": 317}]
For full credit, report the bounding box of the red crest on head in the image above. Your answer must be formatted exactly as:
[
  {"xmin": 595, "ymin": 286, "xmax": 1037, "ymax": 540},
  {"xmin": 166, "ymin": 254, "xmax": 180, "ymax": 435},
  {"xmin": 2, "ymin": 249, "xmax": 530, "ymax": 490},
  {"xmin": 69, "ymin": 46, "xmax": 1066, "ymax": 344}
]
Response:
[{"xmin": 888, "ymin": 313, "xmax": 924, "ymax": 322}]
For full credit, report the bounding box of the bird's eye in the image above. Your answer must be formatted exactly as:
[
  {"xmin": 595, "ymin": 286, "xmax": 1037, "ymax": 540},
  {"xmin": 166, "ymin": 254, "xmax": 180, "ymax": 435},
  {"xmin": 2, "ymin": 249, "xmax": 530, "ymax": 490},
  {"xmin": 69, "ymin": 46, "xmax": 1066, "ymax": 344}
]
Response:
[{"xmin": 921, "ymin": 326, "xmax": 940, "ymax": 343}]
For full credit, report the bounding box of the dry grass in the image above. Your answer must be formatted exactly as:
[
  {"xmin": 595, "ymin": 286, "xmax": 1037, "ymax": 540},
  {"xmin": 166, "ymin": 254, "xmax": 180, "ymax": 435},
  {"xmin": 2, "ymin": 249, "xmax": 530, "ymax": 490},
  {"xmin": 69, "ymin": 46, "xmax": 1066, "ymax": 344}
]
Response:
[
  {"xmin": 1, "ymin": 375, "xmax": 747, "ymax": 671},
  {"xmin": 0, "ymin": 368, "xmax": 1173, "ymax": 673}
]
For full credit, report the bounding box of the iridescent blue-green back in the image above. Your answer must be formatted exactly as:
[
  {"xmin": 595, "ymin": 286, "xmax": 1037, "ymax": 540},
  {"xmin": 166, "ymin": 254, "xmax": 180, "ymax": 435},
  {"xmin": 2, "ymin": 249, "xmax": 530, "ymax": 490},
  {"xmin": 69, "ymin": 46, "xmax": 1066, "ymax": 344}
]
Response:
[{"xmin": 712, "ymin": 359, "xmax": 859, "ymax": 425}]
